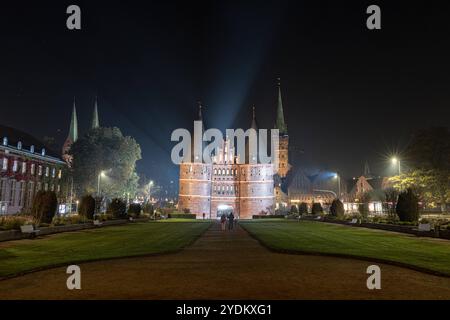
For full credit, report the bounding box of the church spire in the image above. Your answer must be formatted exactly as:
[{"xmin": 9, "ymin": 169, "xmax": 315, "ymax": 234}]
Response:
[
  {"xmin": 68, "ymin": 97, "xmax": 78, "ymax": 142},
  {"xmin": 197, "ymin": 100, "xmax": 203, "ymax": 121},
  {"xmin": 275, "ymin": 78, "xmax": 288, "ymax": 136},
  {"xmin": 91, "ymin": 96, "xmax": 100, "ymax": 129}
]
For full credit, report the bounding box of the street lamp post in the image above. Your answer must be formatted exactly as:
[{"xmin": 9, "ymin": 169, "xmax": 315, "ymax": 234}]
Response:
[
  {"xmin": 333, "ymin": 173, "xmax": 341, "ymax": 199},
  {"xmin": 96, "ymin": 170, "xmax": 106, "ymax": 216}
]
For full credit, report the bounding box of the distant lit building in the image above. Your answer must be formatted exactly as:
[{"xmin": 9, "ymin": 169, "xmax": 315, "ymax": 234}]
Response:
[
  {"xmin": 0, "ymin": 125, "xmax": 67, "ymax": 214},
  {"xmin": 178, "ymin": 83, "xmax": 289, "ymax": 219}
]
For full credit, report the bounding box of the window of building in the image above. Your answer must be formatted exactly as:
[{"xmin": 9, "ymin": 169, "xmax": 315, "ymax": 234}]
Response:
[
  {"xmin": 22, "ymin": 162, "xmax": 26, "ymax": 174},
  {"xmin": 58, "ymin": 169, "xmax": 62, "ymax": 179},
  {"xmin": 38, "ymin": 165, "xmax": 42, "ymax": 176},
  {"xmin": 44, "ymin": 183, "xmax": 48, "ymax": 191},
  {"xmin": 2, "ymin": 158, "xmax": 8, "ymax": 171},
  {"xmin": 45, "ymin": 167, "xmax": 49, "ymax": 177},
  {"xmin": 12, "ymin": 160, "xmax": 18, "ymax": 172},
  {"xmin": 52, "ymin": 168, "xmax": 56, "ymax": 178},
  {"xmin": 31, "ymin": 163, "xmax": 35, "ymax": 175}
]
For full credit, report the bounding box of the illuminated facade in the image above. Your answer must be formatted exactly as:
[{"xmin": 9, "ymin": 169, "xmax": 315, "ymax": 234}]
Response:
[{"xmin": 178, "ymin": 84, "xmax": 290, "ymax": 219}]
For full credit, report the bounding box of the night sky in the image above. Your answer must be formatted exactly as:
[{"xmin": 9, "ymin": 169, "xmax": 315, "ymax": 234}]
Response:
[{"xmin": 1, "ymin": 1, "xmax": 449, "ymax": 188}]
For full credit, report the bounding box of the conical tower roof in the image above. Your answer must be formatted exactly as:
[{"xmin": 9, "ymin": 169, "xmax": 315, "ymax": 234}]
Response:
[
  {"xmin": 68, "ymin": 98, "xmax": 78, "ymax": 142},
  {"xmin": 91, "ymin": 97, "xmax": 100, "ymax": 129},
  {"xmin": 275, "ymin": 79, "xmax": 288, "ymax": 136}
]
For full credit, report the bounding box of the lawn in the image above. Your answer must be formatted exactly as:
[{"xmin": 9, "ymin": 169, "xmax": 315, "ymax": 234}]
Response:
[
  {"xmin": 0, "ymin": 221, "xmax": 211, "ymax": 278},
  {"xmin": 240, "ymin": 220, "xmax": 450, "ymax": 276}
]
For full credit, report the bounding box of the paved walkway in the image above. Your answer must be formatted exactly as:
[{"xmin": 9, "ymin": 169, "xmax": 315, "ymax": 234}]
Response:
[{"xmin": 1, "ymin": 223, "xmax": 450, "ymax": 299}]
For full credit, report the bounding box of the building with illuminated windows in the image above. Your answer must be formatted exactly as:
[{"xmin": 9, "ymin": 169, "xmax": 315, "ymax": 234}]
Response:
[
  {"xmin": 178, "ymin": 83, "xmax": 290, "ymax": 219},
  {"xmin": 0, "ymin": 125, "xmax": 67, "ymax": 214}
]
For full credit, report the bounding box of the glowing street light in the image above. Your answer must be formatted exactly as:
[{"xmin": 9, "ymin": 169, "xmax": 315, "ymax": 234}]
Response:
[
  {"xmin": 97, "ymin": 170, "xmax": 106, "ymax": 195},
  {"xmin": 391, "ymin": 157, "xmax": 401, "ymax": 175}
]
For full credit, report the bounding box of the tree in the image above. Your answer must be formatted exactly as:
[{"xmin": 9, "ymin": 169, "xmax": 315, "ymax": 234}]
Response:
[
  {"xmin": 405, "ymin": 127, "xmax": 450, "ymax": 212},
  {"xmin": 311, "ymin": 202, "xmax": 323, "ymax": 215},
  {"xmin": 358, "ymin": 192, "xmax": 371, "ymax": 220},
  {"xmin": 106, "ymin": 198, "xmax": 127, "ymax": 219},
  {"xmin": 330, "ymin": 199, "xmax": 344, "ymax": 217},
  {"xmin": 396, "ymin": 188, "xmax": 419, "ymax": 222},
  {"xmin": 78, "ymin": 195, "xmax": 96, "ymax": 219},
  {"xmin": 69, "ymin": 127, "xmax": 141, "ymax": 199},
  {"xmin": 128, "ymin": 203, "xmax": 142, "ymax": 217},
  {"xmin": 290, "ymin": 205, "xmax": 298, "ymax": 214},
  {"xmin": 31, "ymin": 191, "xmax": 57, "ymax": 224},
  {"xmin": 384, "ymin": 188, "xmax": 399, "ymax": 220},
  {"xmin": 298, "ymin": 202, "xmax": 308, "ymax": 215}
]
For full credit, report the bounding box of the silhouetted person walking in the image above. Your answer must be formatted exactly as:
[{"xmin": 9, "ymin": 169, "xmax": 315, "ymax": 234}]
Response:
[
  {"xmin": 220, "ymin": 214, "xmax": 226, "ymax": 231},
  {"xmin": 228, "ymin": 212, "xmax": 234, "ymax": 230}
]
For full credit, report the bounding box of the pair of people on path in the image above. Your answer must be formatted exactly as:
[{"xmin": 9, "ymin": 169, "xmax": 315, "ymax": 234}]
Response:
[{"xmin": 220, "ymin": 212, "xmax": 235, "ymax": 231}]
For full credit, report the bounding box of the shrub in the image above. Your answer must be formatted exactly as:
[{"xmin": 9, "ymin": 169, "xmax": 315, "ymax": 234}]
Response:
[
  {"xmin": 329, "ymin": 199, "xmax": 344, "ymax": 217},
  {"xmin": 252, "ymin": 215, "xmax": 285, "ymax": 219},
  {"xmin": 358, "ymin": 203, "xmax": 369, "ymax": 220},
  {"xmin": 106, "ymin": 198, "xmax": 127, "ymax": 219},
  {"xmin": 0, "ymin": 215, "xmax": 35, "ymax": 230},
  {"xmin": 298, "ymin": 202, "xmax": 308, "ymax": 215},
  {"xmin": 419, "ymin": 218, "xmax": 430, "ymax": 224},
  {"xmin": 142, "ymin": 203, "xmax": 154, "ymax": 215},
  {"xmin": 311, "ymin": 202, "xmax": 323, "ymax": 215},
  {"xmin": 167, "ymin": 212, "xmax": 196, "ymax": 219},
  {"xmin": 128, "ymin": 203, "xmax": 142, "ymax": 217},
  {"xmin": 182, "ymin": 208, "xmax": 191, "ymax": 214},
  {"xmin": 31, "ymin": 190, "xmax": 57, "ymax": 224},
  {"xmin": 396, "ymin": 188, "xmax": 419, "ymax": 222},
  {"xmin": 79, "ymin": 195, "xmax": 96, "ymax": 219},
  {"xmin": 290, "ymin": 205, "xmax": 298, "ymax": 214}
]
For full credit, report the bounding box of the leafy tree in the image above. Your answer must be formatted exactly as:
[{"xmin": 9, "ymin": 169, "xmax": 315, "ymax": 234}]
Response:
[
  {"xmin": 79, "ymin": 195, "xmax": 96, "ymax": 219},
  {"xmin": 31, "ymin": 191, "xmax": 57, "ymax": 224},
  {"xmin": 358, "ymin": 192, "xmax": 371, "ymax": 220},
  {"xmin": 298, "ymin": 202, "xmax": 308, "ymax": 215},
  {"xmin": 311, "ymin": 202, "xmax": 323, "ymax": 215},
  {"xmin": 405, "ymin": 127, "xmax": 450, "ymax": 212},
  {"xmin": 106, "ymin": 198, "xmax": 127, "ymax": 219},
  {"xmin": 330, "ymin": 199, "xmax": 344, "ymax": 217},
  {"xmin": 384, "ymin": 188, "xmax": 399, "ymax": 220},
  {"xmin": 290, "ymin": 205, "xmax": 298, "ymax": 214},
  {"xmin": 128, "ymin": 203, "xmax": 141, "ymax": 217},
  {"xmin": 143, "ymin": 203, "xmax": 154, "ymax": 215},
  {"xmin": 396, "ymin": 188, "xmax": 419, "ymax": 222},
  {"xmin": 69, "ymin": 127, "xmax": 141, "ymax": 199}
]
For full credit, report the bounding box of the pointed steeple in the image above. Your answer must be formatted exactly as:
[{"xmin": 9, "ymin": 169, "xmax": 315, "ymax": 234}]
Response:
[
  {"xmin": 275, "ymin": 78, "xmax": 288, "ymax": 136},
  {"xmin": 68, "ymin": 97, "xmax": 78, "ymax": 142},
  {"xmin": 251, "ymin": 105, "xmax": 258, "ymax": 130},
  {"xmin": 364, "ymin": 161, "xmax": 372, "ymax": 178},
  {"xmin": 91, "ymin": 96, "xmax": 100, "ymax": 129},
  {"xmin": 197, "ymin": 100, "xmax": 203, "ymax": 121}
]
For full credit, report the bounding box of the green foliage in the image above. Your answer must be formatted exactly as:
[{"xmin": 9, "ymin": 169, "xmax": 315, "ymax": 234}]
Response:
[
  {"xmin": 290, "ymin": 205, "xmax": 298, "ymax": 214},
  {"xmin": 0, "ymin": 215, "xmax": 35, "ymax": 230},
  {"xmin": 311, "ymin": 202, "xmax": 323, "ymax": 215},
  {"xmin": 298, "ymin": 202, "xmax": 308, "ymax": 215},
  {"xmin": 51, "ymin": 215, "xmax": 89, "ymax": 226},
  {"xmin": 31, "ymin": 191, "xmax": 57, "ymax": 224},
  {"xmin": 391, "ymin": 127, "xmax": 450, "ymax": 212},
  {"xmin": 142, "ymin": 203, "xmax": 154, "ymax": 215},
  {"xmin": 106, "ymin": 198, "xmax": 127, "ymax": 219},
  {"xmin": 128, "ymin": 203, "xmax": 142, "ymax": 217},
  {"xmin": 69, "ymin": 127, "xmax": 142, "ymax": 199},
  {"xmin": 79, "ymin": 195, "xmax": 96, "ymax": 219},
  {"xmin": 396, "ymin": 188, "xmax": 420, "ymax": 222},
  {"xmin": 167, "ymin": 213, "xmax": 196, "ymax": 219},
  {"xmin": 330, "ymin": 199, "xmax": 345, "ymax": 217}
]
